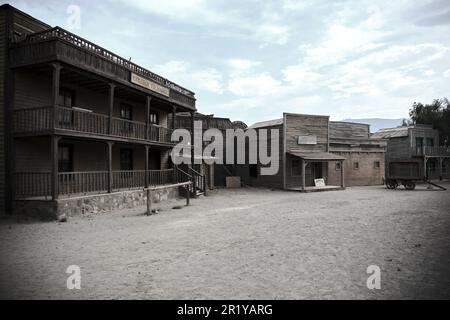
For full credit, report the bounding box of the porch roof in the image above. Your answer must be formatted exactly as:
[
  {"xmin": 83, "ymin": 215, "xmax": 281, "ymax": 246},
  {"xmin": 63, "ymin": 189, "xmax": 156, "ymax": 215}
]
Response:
[{"xmin": 288, "ymin": 151, "xmax": 346, "ymax": 161}]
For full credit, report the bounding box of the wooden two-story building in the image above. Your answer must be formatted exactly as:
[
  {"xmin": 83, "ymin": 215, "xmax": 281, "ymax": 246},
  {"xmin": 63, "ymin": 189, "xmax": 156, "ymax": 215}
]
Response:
[
  {"xmin": 0, "ymin": 4, "xmax": 199, "ymax": 218},
  {"xmin": 169, "ymin": 111, "xmax": 248, "ymax": 188},
  {"xmin": 372, "ymin": 124, "xmax": 450, "ymax": 181}
]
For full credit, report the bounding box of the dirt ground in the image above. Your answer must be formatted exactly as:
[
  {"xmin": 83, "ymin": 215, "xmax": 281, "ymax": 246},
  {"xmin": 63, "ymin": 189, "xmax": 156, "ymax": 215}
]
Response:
[{"xmin": 1, "ymin": 183, "xmax": 450, "ymax": 300}]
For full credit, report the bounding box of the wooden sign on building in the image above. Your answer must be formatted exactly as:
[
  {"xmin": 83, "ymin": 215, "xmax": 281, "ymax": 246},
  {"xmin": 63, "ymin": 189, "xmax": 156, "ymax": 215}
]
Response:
[{"xmin": 130, "ymin": 73, "xmax": 170, "ymax": 97}]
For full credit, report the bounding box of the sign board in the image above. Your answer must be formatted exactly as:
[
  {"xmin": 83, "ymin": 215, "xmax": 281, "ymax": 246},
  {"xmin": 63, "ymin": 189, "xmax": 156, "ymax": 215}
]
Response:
[
  {"xmin": 130, "ymin": 73, "xmax": 170, "ymax": 97},
  {"xmin": 314, "ymin": 179, "xmax": 326, "ymax": 187},
  {"xmin": 298, "ymin": 135, "xmax": 317, "ymax": 145}
]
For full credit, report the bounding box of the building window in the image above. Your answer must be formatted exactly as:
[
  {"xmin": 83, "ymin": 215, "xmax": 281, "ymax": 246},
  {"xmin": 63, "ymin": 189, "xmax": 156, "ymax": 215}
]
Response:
[
  {"xmin": 120, "ymin": 149, "xmax": 133, "ymax": 171},
  {"xmin": 374, "ymin": 161, "xmax": 380, "ymax": 169},
  {"xmin": 416, "ymin": 137, "xmax": 424, "ymax": 154},
  {"xmin": 335, "ymin": 162, "xmax": 341, "ymax": 171},
  {"xmin": 120, "ymin": 104, "xmax": 133, "ymax": 132},
  {"xmin": 58, "ymin": 144, "xmax": 74, "ymax": 173},
  {"xmin": 149, "ymin": 112, "xmax": 158, "ymax": 125},
  {"xmin": 353, "ymin": 162, "xmax": 359, "ymax": 170},
  {"xmin": 426, "ymin": 138, "xmax": 434, "ymax": 147},
  {"xmin": 292, "ymin": 159, "xmax": 302, "ymax": 176},
  {"xmin": 58, "ymin": 88, "xmax": 75, "ymax": 126},
  {"xmin": 120, "ymin": 104, "xmax": 133, "ymax": 120},
  {"xmin": 249, "ymin": 164, "xmax": 258, "ymax": 178},
  {"xmin": 58, "ymin": 88, "xmax": 75, "ymax": 107}
]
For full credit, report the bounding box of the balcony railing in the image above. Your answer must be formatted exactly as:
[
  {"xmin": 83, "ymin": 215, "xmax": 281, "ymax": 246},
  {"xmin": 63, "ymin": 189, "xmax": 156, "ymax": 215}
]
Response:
[
  {"xmin": 14, "ymin": 169, "xmax": 189, "ymax": 199},
  {"xmin": 13, "ymin": 106, "xmax": 174, "ymax": 144},
  {"xmin": 10, "ymin": 27, "xmax": 196, "ymax": 108},
  {"xmin": 411, "ymin": 146, "xmax": 450, "ymax": 157}
]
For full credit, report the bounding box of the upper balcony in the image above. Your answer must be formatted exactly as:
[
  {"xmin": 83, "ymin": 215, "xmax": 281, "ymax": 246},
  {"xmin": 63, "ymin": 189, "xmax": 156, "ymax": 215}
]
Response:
[
  {"xmin": 411, "ymin": 146, "xmax": 450, "ymax": 157},
  {"xmin": 9, "ymin": 27, "xmax": 196, "ymax": 110},
  {"xmin": 13, "ymin": 106, "xmax": 174, "ymax": 145}
]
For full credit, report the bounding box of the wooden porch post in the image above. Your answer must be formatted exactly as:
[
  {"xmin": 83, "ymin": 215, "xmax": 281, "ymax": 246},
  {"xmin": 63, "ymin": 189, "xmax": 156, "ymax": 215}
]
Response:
[
  {"xmin": 108, "ymin": 83, "xmax": 115, "ymax": 135},
  {"xmin": 190, "ymin": 111, "xmax": 196, "ymax": 196},
  {"xmin": 439, "ymin": 158, "xmax": 443, "ymax": 181},
  {"xmin": 172, "ymin": 105, "xmax": 177, "ymax": 130},
  {"xmin": 107, "ymin": 141, "xmax": 114, "ymax": 193},
  {"xmin": 145, "ymin": 146, "xmax": 150, "ymax": 188},
  {"xmin": 301, "ymin": 159, "xmax": 306, "ymax": 192},
  {"xmin": 51, "ymin": 63, "xmax": 62, "ymax": 127},
  {"xmin": 51, "ymin": 135, "xmax": 61, "ymax": 200},
  {"xmin": 146, "ymin": 96, "xmax": 152, "ymax": 140},
  {"xmin": 340, "ymin": 160, "xmax": 345, "ymax": 188}
]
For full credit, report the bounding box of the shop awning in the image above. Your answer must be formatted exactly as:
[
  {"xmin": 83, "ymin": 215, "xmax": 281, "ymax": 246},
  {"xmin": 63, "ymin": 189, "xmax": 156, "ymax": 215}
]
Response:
[{"xmin": 288, "ymin": 151, "xmax": 346, "ymax": 161}]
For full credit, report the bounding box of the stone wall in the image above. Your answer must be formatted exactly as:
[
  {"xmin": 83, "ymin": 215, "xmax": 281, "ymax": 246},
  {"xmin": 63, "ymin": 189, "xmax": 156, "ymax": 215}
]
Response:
[{"xmin": 13, "ymin": 187, "xmax": 179, "ymax": 220}]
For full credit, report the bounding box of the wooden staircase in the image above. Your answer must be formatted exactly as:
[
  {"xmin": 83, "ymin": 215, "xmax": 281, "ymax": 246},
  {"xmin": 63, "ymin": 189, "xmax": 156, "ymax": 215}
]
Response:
[{"xmin": 176, "ymin": 167, "xmax": 206, "ymax": 198}]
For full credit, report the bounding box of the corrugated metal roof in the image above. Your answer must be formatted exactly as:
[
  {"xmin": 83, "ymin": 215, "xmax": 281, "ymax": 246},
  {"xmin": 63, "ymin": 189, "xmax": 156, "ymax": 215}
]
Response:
[
  {"xmin": 372, "ymin": 127, "xmax": 410, "ymax": 139},
  {"xmin": 249, "ymin": 118, "xmax": 283, "ymax": 129},
  {"xmin": 288, "ymin": 151, "xmax": 346, "ymax": 161}
]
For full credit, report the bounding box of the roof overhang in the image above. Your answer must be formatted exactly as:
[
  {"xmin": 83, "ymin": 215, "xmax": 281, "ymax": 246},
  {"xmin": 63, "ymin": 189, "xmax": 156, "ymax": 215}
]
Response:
[{"xmin": 288, "ymin": 151, "xmax": 346, "ymax": 161}]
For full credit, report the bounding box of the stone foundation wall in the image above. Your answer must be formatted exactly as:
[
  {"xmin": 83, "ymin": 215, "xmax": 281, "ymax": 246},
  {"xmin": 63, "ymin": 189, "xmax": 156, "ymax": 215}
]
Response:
[{"xmin": 13, "ymin": 188, "xmax": 179, "ymax": 221}]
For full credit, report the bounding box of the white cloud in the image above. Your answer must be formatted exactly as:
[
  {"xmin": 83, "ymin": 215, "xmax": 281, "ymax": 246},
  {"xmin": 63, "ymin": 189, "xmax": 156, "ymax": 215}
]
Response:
[
  {"xmin": 444, "ymin": 69, "xmax": 450, "ymax": 78},
  {"xmin": 255, "ymin": 24, "xmax": 290, "ymax": 47},
  {"xmin": 228, "ymin": 73, "xmax": 282, "ymax": 97},
  {"xmin": 227, "ymin": 59, "xmax": 261, "ymax": 72},
  {"xmin": 154, "ymin": 61, "xmax": 224, "ymax": 95}
]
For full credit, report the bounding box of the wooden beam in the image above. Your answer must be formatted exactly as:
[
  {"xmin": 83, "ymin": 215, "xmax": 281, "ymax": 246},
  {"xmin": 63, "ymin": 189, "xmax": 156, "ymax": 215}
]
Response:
[
  {"xmin": 301, "ymin": 159, "xmax": 306, "ymax": 192},
  {"xmin": 107, "ymin": 141, "xmax": 114, "ymax": 193},
  {"xmin": 145, "ymin": 146, "xmax": 150, "ymax": 188},
  {"xmin": 172, "ymin": 105, "xmax": 177, "ymax": 130},
  {"xmin": 146, "ymin": 96, "xmax": 152, "ymax": 140},
  {"xmin": 340, "ymin": 160, "xmax": 345, "ymax": 188},
  {"xmin": 51, "ymin": 63, "xmax": 62, "ymax": 127},
  {"xmin": 108, "ymin": 83, "xmax": 115, "ymax": 135},
  {"xmin": 51, "ymin": 135, "xmax": 61, "ymax": 200}
]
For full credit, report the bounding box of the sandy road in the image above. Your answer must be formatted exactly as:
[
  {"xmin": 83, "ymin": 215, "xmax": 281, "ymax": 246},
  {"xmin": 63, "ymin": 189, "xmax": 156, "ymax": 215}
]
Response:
[{"xmin": 1, "ymin": 183, "xmax": 449, "ymax": 299}]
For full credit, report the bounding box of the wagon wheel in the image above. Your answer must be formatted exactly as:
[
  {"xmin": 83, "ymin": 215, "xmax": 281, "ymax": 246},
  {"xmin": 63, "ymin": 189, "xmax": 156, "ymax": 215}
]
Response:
[
  {"xmin": 403, "ymin": 181, "xmax": 416, "ymax": 190},
  {"xmin": 386, "ymin": 179, "xmax": 398, "ymax": 189}
]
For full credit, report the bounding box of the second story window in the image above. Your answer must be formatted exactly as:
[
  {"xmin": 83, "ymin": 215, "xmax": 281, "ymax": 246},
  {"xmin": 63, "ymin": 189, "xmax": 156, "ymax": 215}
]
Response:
[
  {"xmin": 58, "ymin": 88, "xmax": 75, "ymax": 127},
  {"xmin": 120, "ymin": 104, "xmax": 133, "ymax": 120},
  {"xmin": 120, "ymin": 104, "xmax": 133, "ymax": 133},
  {"xmin": 374, "ymin": 161, "xmax": 380, "ymax": 169},
  {"xmin": 149, "ymin": 112, "xmax": 159, "ymax": 125},
  {"xmin": 353, "ymin": 162, "xmax": 359, "ymax": 170},
  {"xmin": 426, "ymin": 138, "xmax": 434, "ymax": 147},
  {"xmin": 59, "ymin": 88, "xmax": 75, "ymax": 108}
]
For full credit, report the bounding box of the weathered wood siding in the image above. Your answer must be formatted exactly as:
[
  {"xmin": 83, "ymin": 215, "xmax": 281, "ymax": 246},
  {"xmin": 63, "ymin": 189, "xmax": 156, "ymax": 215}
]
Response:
[
  {"xmin": 285, "ymin": 113, "xmax": 329, "ymax": 153},
  {"xmin": 410, "ymin": 126, "xmax": 440, "ymax": 148},
  {"xmin": 0, "ymin": 7, "xmax": 7, "ymax": 212},
  {"xmin": 385, "ymin": 136, "xmax": 411, "ymax": 160},
  {"xmin": 329, "ymin": 121, "xmax": 370, "ymax": 140},
  {"xmin": 284, "ymin": 114, "xmax": 329, "ymax": 188}
]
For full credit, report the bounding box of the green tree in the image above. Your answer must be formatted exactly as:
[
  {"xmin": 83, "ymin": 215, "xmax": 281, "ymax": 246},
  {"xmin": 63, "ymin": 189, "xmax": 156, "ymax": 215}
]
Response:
[{"xmin": 409, "ymin": 98, "xmax": 450, "ymax": 146}]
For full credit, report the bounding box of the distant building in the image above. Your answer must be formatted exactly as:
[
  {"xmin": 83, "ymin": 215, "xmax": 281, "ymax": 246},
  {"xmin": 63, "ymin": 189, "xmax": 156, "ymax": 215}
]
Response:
[
  {"xmin": 372, "ymin": 124, "xmax": 450, "ymax": 181},
  {"xmin": 169, "ymin": 112, "xmax": 248, "ymax": 188},
  {"xmin": 234, "ymin": 113, "xmax": 386, "ymax": 192}
]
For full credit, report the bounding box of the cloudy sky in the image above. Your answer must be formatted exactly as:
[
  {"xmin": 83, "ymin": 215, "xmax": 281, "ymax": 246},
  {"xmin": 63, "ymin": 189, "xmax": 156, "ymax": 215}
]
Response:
[{"xmin": 5, "ymin": 0, "xmax": 450, "ymax": 125}]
